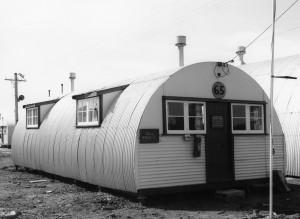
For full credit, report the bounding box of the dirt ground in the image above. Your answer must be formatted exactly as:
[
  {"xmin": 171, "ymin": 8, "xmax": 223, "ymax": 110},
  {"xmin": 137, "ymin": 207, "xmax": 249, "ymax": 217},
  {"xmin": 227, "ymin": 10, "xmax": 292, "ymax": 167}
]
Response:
[{"xmin": 1, "ymin": 149, "xmax": 300, "ymax": 219}]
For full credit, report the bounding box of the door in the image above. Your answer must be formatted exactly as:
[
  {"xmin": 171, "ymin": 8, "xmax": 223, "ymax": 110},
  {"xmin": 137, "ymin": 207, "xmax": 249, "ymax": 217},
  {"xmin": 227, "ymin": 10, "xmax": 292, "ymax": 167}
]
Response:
[{"xmin": 205, "ymin": 102, "xmax": 234, "ymax": 183}]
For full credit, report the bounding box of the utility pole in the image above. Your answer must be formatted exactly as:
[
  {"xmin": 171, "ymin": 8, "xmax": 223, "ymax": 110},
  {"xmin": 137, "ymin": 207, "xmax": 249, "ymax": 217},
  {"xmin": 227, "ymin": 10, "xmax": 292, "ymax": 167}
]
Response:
[{"xmin": 5, "ymin": 73, "xmax": 26, "ymax": 125}]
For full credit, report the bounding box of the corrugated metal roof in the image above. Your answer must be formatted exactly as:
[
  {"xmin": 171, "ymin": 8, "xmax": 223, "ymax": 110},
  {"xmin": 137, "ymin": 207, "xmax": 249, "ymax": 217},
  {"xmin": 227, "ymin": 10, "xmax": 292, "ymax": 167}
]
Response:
[
  {"xmin": 12, "ymin": 67, "xmax": 180, "ymax": 193},
  {"xmin": 239, "ymin": 54, "xmax": 300, "ymax": 177}
]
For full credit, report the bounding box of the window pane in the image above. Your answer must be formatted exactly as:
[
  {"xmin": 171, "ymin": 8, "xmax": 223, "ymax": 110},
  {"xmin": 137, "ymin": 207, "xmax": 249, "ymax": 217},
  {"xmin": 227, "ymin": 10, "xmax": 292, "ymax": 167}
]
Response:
[
  {"xmin": 34, "ymin": 108, "xmax": 38, "ymax": 116},
  {"xmin": 78, "ymin": 112, "xmax": 83, "ymax": 123},
  {"xmin": 78, "ymin": 100, "xmax": 83, "ymax": 112},
  {"xmin": 83, "ymin": 112, "xmax": 87, "ymax": 122},
  {"xmin": 168, "ymin": 117, "xmax": 184, "ymax": 130},
  {"xmin": 88, "ymin": 111, "xmax": 93, "ymax": 122},
  {"xmin": 233, "ymin": 118, "xmax": 246, "ymax": 130},
  {"xmin": 189, "ymin": 117, "xmax": 204, "ymax": 130},
  {"xmin": 189, "ymin": 103, "xmax": 203, "ymax": 116},
  {"xmin": 250, "ymin": 106, "xmax": 262, "ymax": 118},
  {"xmin": 88, "ymin": 99, "xmax": 94, "ymax": 110},
  {"xmin": 251, "ymin": 118, "xmax": 263, "ymax": 130},
  {"xmin": 232, "ymin": 105, "xmax": 246, "ymax": 117},
  {"xmin": 82, "ymin": 103, "xmax": 87, "ymax": 111},
  {"xmin": 28, "ymin": 109, "xmax": 32, "ymax": 117},
  {"xmin": 93, "ymin": 108, "xmax": 98, "ymax": 121},
  {"xmin": 168, "ymin": 102, "xmax": 184, "ymax": 116}
]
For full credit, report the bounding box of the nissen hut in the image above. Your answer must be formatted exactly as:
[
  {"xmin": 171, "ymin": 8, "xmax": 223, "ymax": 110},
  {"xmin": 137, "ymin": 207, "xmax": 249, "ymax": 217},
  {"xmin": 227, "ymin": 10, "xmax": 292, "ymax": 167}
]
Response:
[
  {"xmin": 239, "ymin": 54, "xmax": 300, "ymax": 178},
  {"xmin": 12, "ymin": 62, "xmax": 285, "ymax": 195}
]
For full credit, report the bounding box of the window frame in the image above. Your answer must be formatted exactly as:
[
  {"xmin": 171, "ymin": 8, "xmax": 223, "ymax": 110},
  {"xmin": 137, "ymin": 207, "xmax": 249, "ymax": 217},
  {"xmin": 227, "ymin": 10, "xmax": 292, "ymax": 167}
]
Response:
[
  {"xmin": 231, "ymin": 103, "xmax": 265, "ymax": 134},
  {"xmin": 165, "ymin": 99, "xmax": 206, "ymax": 134},
  {"xmin": 26, "ymin": 106, "xmax": 40, "ymax": 129},
  {"xmin": 76, "ymin": 96, "xmax": 102, "ymax": 128}
]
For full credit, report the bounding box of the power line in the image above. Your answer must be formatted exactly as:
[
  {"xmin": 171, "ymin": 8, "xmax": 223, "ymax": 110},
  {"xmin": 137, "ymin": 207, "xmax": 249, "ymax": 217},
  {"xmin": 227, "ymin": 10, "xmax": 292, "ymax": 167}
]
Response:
[{"xmin": 228, "ymin": 0, "xmax": 299, "ymax": 63}]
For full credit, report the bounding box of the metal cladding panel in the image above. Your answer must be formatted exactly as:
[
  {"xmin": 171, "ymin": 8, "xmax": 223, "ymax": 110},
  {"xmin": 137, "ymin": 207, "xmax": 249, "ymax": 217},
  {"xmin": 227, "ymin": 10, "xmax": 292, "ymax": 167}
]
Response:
[
  {"xmin": 240, "ymin": 54, "xmax": 300, "ymax": 177},
  {"xmin": 78, "ymin": 129, "xmax": 89, "ymax": 182},
  {"xmin": 43, "ymin": 97, "xmax": 68, "ymax": 175},
  {"xmin": 11, "ymin": 112, "xmax": 26, "ymax": 167},
  {"xmin": 280, "ymin": 113, "xmax": 300, "ymax": 176},
  {"xmin": 103, "ymin": 82, "xmax": 146, "ymax": 191},
  {"xmin": 122, "ymin": 77, "xmax": 169, "ymax": 192},
  {"xmin": 54, "ymin": 97, "xmax": 74, "ymax": 177},
  {"xmin": 234, "ymin": 135, "xmax": 285, "ymax": 180},
  {"xmin": 138, "ymin": 136, "xmax": 206, "ymax": 189},
  {"xmin": 85, "ymin": 128, "xmax": 98, "ymax": 184}
]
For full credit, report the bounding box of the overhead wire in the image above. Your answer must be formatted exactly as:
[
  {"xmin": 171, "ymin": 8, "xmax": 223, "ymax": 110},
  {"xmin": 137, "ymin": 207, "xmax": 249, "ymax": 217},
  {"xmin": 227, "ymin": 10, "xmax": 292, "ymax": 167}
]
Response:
[
  {"xmin": 68, "ymin": 0, "xmax": 237, "ymax": 67},
  {"xmin": 228, "ymin": 0, "xmax": 299, "ymax": 63}
]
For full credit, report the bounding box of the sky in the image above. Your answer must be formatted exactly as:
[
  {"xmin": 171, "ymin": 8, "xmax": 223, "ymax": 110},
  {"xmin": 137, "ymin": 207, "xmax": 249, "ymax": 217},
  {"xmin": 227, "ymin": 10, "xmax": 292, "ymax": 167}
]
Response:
[{"xmin": 0, "ymin": 0, "xmax": 299, "ymax": 123}]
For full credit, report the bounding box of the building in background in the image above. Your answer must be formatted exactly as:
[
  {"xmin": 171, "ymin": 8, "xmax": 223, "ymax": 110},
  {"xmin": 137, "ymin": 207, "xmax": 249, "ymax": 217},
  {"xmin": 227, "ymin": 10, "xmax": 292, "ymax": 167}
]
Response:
[
  {"xmin": 239, "ymin": 54, "xmax": 300, "ymax": 178},
  {"xmin": 0, "ymin": 117, "xmax": 15, "ymax": 148}
]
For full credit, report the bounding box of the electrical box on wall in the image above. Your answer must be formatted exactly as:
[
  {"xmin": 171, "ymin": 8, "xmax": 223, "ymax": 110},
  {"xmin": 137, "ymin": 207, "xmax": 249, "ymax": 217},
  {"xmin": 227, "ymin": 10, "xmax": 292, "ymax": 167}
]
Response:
[{"xmin": 193, "ymin": 135, "xmax": 202, "ymax": 157}]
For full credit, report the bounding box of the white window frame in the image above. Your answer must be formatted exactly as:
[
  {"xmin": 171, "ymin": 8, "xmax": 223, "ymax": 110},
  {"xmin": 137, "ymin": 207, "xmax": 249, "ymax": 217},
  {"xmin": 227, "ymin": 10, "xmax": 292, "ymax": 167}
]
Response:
[
  {"xmin": 76, "ymin": 96, "xmax": 100, "ymax": 127},
  {"xmin": 231, "ymin": 103, "xmax": 264, "ymax": 134},
  {"xmin": 166, "ymin": 100, "xmax": 206, "ymax": 134},
  {"xmin": 26, "ymin": 107, "xmax": 39, "ymax": 128}
]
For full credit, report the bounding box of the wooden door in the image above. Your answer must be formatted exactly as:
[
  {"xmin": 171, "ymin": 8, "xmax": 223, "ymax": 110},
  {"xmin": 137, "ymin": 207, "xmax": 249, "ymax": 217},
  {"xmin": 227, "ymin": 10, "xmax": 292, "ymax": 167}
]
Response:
[{"xmin": 205, "ymin": 102, "xmax": 234, "ymax": 183}]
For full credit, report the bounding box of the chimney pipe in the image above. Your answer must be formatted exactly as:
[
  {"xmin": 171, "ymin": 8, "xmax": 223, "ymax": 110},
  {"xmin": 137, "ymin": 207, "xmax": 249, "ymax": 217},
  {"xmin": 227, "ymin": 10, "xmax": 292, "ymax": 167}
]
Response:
[
  {"xmin": 61, "ymin": 84, "xmax": 63, "ymax": 95},
  {"xmin": 236, "ymin": 46, "xmax": 246, "ymax": 65},
  {"xmin": 69, "ymin": 73, "xmax": 76, "ymax": 92},
  {"xmin": 175, "ymin": 36, "xmax": 186, "ymax": 67}
]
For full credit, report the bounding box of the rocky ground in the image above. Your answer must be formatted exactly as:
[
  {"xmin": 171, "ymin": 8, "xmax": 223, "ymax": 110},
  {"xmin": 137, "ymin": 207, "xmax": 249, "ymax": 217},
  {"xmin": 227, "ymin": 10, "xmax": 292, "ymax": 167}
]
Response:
[{"xmin": 1, "ymin": 148, "xmax": 300, "ymax": 219}]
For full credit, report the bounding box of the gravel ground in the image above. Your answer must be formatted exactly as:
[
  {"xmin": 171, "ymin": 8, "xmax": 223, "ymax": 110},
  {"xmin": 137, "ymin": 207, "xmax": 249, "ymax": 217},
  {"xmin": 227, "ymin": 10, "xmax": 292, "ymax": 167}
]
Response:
[{"xmin": 1, "ymin": 148, "xmax": 300, "ymax": 219}]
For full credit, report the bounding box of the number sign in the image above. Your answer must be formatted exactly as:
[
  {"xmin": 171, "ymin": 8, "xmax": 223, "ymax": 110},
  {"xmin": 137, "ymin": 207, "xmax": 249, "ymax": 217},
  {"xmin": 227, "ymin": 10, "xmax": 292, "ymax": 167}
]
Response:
[{"xmin": 212, "ymin": 82, "xmax": 226, "ymax": 99}]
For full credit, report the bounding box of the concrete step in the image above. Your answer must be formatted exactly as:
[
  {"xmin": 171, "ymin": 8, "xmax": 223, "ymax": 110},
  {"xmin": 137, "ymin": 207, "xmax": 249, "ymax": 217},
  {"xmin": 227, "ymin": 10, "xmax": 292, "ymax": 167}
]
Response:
[{"xmin": 215, "ymin": 189, "xmax": 245, "ymax": 201}]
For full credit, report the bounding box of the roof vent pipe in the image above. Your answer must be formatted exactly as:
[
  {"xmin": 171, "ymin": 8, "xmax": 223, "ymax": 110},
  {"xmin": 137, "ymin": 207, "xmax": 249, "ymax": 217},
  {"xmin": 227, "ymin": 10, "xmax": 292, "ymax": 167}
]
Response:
[
  {"xmin": 61, "ymin": 83, "xmax": 63, "ymax": 95},
  {"xmin": 236, "ymin": 46, "xmax": 246, "ymax": 65},
  {"xmin": 175, "ymin": 36, "xmax": 186, "ymax": 67},
  {"xmin": 48, "ymin": 90, "xmax": 51, "ymax": 98},
  {"xmin": 69, "ymin": 73, "xmax": 76, "ymax": 92}
]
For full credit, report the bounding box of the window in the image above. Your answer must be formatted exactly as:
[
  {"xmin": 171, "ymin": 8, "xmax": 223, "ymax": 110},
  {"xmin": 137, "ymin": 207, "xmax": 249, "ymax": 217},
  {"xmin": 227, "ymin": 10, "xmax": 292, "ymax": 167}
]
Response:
[
  {"xmin": 166, "ymin": 100, "xmax": 206, "ymax": 134},
  {"xmin": 26, "ymin": 107, "xmax": 39, "ymax": 128},
  {"xmin": 77, "ymin": 96, "xmax": 100, "ymax": 126},
  {"xmin": 231, "ymin": 104, "xmax": 264, "ymax": 134}
]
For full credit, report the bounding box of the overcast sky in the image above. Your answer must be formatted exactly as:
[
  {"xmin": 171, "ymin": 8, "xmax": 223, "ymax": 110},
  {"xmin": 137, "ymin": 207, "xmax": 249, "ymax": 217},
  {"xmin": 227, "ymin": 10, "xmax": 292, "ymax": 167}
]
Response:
[{"xmin": 0, "ymin": 0, "xmax": 299, "ymax": 122}]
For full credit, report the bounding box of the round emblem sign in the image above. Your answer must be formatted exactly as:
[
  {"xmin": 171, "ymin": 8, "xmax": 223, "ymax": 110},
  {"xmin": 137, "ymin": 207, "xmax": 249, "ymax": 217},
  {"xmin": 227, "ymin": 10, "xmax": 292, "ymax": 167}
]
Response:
[{"xmin": 212, "ymin": 82, "xmax": 226, "ymax": 99}]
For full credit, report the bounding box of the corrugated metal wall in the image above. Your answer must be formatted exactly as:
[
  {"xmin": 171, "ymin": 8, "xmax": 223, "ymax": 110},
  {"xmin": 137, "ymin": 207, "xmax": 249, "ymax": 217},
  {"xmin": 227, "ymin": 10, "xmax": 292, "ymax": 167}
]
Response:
[
  {"xmin": 137, "ymin": 135, "xmax": 206, "ymax": 189},
  {"xmin": 234, "ymin": 135, "xmax": 285, "ymax": 180},
  {"xmin": 240, "ymin": 54, "xmax": 300, "ymax": 177},
  {"xmin": 12, "ymin": 70, "xmax": 175, "ymax": 193}
]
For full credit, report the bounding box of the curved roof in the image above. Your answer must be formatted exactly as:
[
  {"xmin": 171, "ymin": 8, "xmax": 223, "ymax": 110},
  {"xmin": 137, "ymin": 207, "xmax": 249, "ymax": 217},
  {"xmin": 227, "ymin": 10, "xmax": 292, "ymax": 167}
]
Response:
[
  {"xmin": 239, "ymin": 54, "xmax": 300, "ymax": 113},
  {"xmin": 12, "ymin": 67, "xmax": 182, "ymax": 193},
  {"xmin": 239, "ymin": 54, "xmax": 300, "ymax": 177},
  {"xmin": 11, "ymin": 60, "xmax": 286, "ymax": 192}
]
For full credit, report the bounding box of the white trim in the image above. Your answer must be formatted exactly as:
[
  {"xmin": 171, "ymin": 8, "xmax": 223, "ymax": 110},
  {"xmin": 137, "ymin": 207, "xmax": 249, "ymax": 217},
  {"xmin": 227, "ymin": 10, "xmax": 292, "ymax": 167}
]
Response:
[
  {"xmin": 26, "ymin": 107, "xmax": 39, "ymax": 128},
  {"xmin": 166, "ymin": 100, "xmax": 206, "ymax": 134},
  {"xmin": 76, "ymin": 96, "xmax": 100, "ymax": 127},
  {"xmin": 231, "ymin": 103, "xmax": 264, "ymax": 134}
]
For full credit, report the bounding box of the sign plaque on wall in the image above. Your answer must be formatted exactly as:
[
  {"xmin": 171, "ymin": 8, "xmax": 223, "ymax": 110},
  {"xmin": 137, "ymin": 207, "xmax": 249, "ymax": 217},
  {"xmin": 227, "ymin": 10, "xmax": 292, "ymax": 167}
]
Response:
[
  {"xmin": 211, "ymin": 116, "xmax": 224, "ymax": 129},
  {"xmin": 212, "ymin": 82, "xmax": 226, "ymax": 99},
  {"xmin": 139, "ymin": 129, "xmax": 159, "ymax": 143}
]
